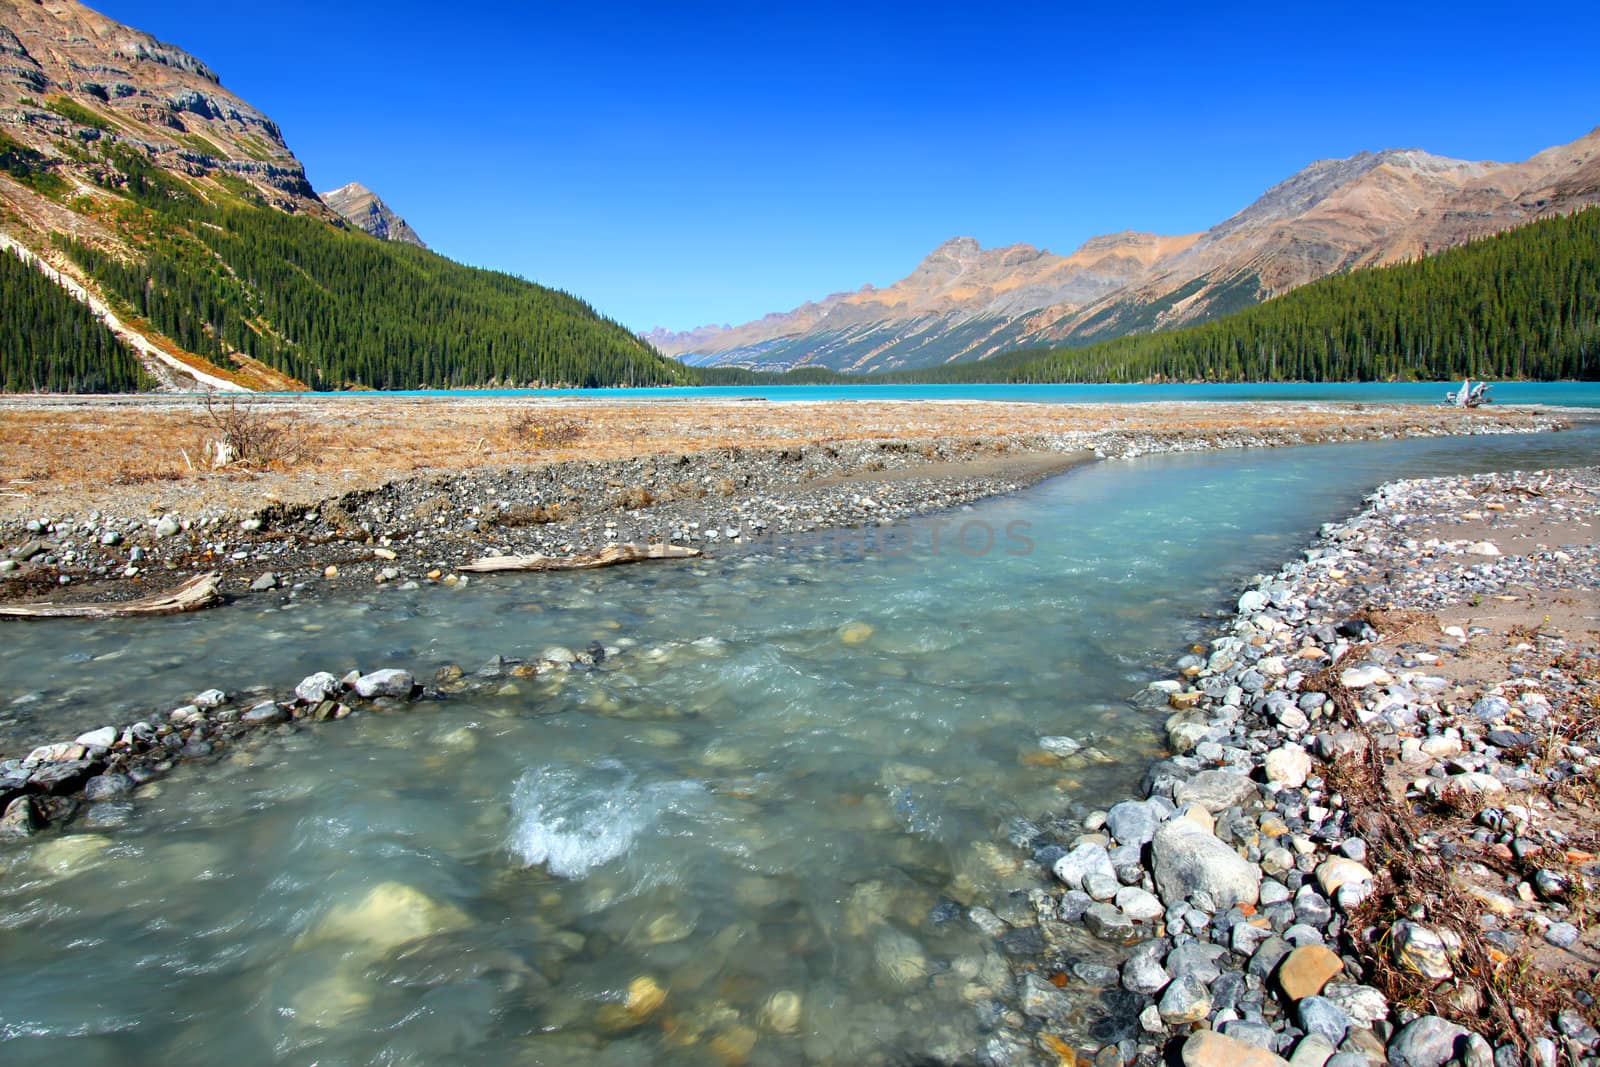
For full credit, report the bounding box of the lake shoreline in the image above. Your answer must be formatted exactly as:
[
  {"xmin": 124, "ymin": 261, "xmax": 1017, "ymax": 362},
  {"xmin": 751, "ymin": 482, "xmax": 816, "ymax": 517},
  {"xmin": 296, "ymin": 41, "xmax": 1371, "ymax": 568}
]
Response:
[{"xmin": 0, "ymin": 399, "xmax": 1569, "ymax": 607}]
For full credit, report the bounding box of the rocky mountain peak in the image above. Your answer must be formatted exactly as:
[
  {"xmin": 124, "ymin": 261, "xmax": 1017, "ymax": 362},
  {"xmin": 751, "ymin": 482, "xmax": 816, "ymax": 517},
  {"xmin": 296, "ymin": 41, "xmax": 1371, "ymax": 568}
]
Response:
[{"xmin": 321, "ymin": 181, "xmax": 426, "ymax": 248}]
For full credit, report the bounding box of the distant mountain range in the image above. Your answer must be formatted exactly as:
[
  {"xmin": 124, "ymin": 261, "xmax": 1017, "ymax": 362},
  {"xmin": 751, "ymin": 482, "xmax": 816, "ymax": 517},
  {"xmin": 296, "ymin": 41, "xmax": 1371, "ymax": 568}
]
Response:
[
  {"xmin": 322, "ymin": 181, "xmax": 426, "ymax": 248},
  {"xmin": 650, "ymin": 129, "xmax": 1600, "ymax": 373},
  {"xmin": 0, "ymin": 0, "xmax": 681, "ymax": 391}
]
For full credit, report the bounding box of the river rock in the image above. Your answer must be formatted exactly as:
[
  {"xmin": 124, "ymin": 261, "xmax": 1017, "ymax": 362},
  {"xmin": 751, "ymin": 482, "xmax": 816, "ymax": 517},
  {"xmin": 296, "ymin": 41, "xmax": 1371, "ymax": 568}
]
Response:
[
  {"xmin": 1115, "ymin": 885, "xmax": 1165, "ymax": 922},
  {"xmin": 23, "ymin": 833, "xmax": 112, "ymax": 879},
  {"xmin": 1176, "ymin": 770, "xmax": 1259, "ymax": 814},
  {"xmin": 1392, "ymin": 921, "xmax": 1454, "ymax": 980},
  {"xmin": 1265, "ymin": 743, "xmax": 1313, "ymax": 787},
  {"xmin": 1122, "ymin": 953, "xmax": 1171, "ymax": 995},
  {"xmin": 83, "ymin": 772, "xmax": 133, "ymax": 801},
  {"xmin": 1297, "ymin": 995, "xmax": 1352, "ymax": 1044},
  {"xmin": 1106, "ymin": 799, "xmax": 1161, "ymax": 847},
  {"xmin": 304, "ymin": 881, "xmax": 470, "ymax": 956},
  {"xmin": 295, "ymin": 672, "xmax": 342, "ymax": 704},
  {"xmin": 1182, "ymin": 1030, "xmax": 1291, "ymax": 1067},
  {"xmin": 873, "ymin": 928, "xmax": 926, "ymax": 986},
  {"xmin": 1158, "ymin": 973, "xmax": 1212, "ymax": 1024},
  {"xmin": 250, "ymin": 572, "xmax": 279, "ymax": 591},
  {"xmin": 0, "ymin": 795, "xmax": 42, "ymax": 837},
  {"xmin": 1321, "ymin": 982, "xmax": 1388, "ymax": 1027},
  {"xmin": 1152, "ymin": 817, "xmax": 1261, "ymax": 910},
  {"xmin": 1052, "ymin": 841, "xmax": 1115, "ymax": 891},
  {"xmin": 1314, "ymin": 858, "xmax": 1373, "ymax": 897},
  {"xmin": 1277, "ymin": 943, "xmax": 1344, "ymax": 1000},
  {"xmin": 1082, "ymin": 902, "xmax": 1141, "ymax": 943},
  {"xmin": 354, "ymin": 669, "xmax": 415, "ymax": 699},
  {"xmin": 194, "ymin": 688, "xmax": 228, "ymax": 709},
  {"xmin": 1020, "ymin": 972, "xmax": 1072, "ymax": 1022},
  {"xmin": 74, "ymin": 726, "xmax": 117, "ymax": 749},
  {"xmin": 1388, "ymin": 1015, "xmax": 1470, "ymax": 1067},
  {"xmin": 625, "ymin": 975, "xmax": 667, "ymax": 1020},
  {"xmin": 1339, "ymin": 665, "xmax": 1393, "ymax": 689},
  {"xmin": 1288, "ymin": 1034, "xmax": 1339, "ymax": 1067},
  {"xmin": 242, "ymin": 702, "xmax": 289, "ymax": 725},
  {"xmin": 760, "ymin": 989, "xmax": 802, "ymax": 1034}
]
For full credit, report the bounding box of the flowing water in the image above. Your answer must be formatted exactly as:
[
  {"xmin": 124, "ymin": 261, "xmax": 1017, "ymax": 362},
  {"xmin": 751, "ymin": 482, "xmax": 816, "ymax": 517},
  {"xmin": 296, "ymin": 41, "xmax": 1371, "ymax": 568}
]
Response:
[{"xmin": 1, "ymin": 425, "xmax": 1596, "ymax": 1066}]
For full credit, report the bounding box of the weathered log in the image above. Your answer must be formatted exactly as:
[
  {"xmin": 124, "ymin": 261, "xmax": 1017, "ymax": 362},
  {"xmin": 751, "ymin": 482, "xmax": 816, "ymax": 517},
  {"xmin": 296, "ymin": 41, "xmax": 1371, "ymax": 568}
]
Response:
[
  {"xmin": 0, "ymin": 572, "xmax": 223, "ymax": 620},
  {"xmin": 458, "ymin": 543, "xmax": 701, "ymax": 574}
]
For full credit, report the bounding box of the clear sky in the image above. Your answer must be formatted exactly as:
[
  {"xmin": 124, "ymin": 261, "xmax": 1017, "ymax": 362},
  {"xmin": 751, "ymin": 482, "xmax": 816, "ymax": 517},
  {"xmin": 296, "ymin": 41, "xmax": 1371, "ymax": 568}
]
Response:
[{"xmin": 91, "ymin": 0, "xmax": 1600, "ymax": 334}]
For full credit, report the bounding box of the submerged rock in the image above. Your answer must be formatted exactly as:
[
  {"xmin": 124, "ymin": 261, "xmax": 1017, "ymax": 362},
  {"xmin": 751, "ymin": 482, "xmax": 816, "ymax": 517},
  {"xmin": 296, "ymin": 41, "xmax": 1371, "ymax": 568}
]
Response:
[{"xmin": 304, "ymin": 881, "xmax": 470, "ymax": 956}]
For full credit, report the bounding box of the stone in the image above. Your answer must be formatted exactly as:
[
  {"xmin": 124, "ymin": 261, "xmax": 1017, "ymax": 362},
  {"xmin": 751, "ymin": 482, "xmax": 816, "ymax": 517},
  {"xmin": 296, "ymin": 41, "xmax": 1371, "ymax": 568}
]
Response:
[
  {"xmin": 1082, "ymin": 902, "xmax": 1141, "ymax": 943},
  {"xmin": 1298, "ymin": 995, "xmax": 1352, "ymax": 1044},
  {"xmin": 241, "ymin": 702, "xmax": 289, "ymax": 725},
  {"xmin": 23, "ymin": 833, "xmax": 112, "ymax": 879},
  {"xmin": 1021, "ymin": 973, "xmax": 1072, "ymax": 1022},
  {"xmin": 1152, "ymin": 818, "xmax": 1260, "ymax": 910},
  {"xmin": 1176, "ymin": 770, "xmax": 1259, "ymax": 814},
  {"xmin": 1221, "ymin": 1021, "xmax": 1281, "ymax": 1052},
  {"xmin": 250, "ymin": 572, "xmax": 279, "ymax": 591},
  {"xmin": 1038, "ymin": 735, "xmax": 1082, "ymax": 757},
  {"xmin": 353, "ymin": 669, "xmax": 415, "ymax": 700},
  {"xmin": 1106, "ymin": 799, "xmax": 1161, "ymax": 847},
  {"xmin": 837, "ymin": 621, "xmax": 874, "ymax": 645},
  {"xmin": 1339, "ymin": 666, "xmax": 1393, "ymax": 689},
  {"xmin": 1321, "ymin": 982, "xmax": 1388, "ymax": 1027},
  {"xmin": 83, "ymin": 772, "xmax": 133, "ymax": 801},
  {"xmin": 1053, "ymin": 841, "xmax": 1116, "ymax": 891},
  {"xmin": 303, "ymin": 881, "xmax": 470, "ymax": 956},
  {"xmin": 1288, "ymin": 1034, "xmax": 1339, "ymax": 1067},
  {"xmin": 74, "ymin": 726, "xmax": 117, "ymax": 748},
  {"xmin": 193, "ymin": 689, "xmax": 227, "ymax": 709},
  {"xmin": 295, "ymin": 672, "xmax": 342, "ymax": 704},
  {"xmin": 1277, "ymin": 944, "xmax": 1344, "ymax": 1000},
  {"xmin": 1265, "ymin": 743, "xmax": 1313, "ymax": 787},
  {"xmin": 1115, "ymin": 886, "xmax": 1164, "ymax": 922},
  {"xmin": 1466, "ymin": 541, "xmax": 1501, "ymax": 556},
  {"xmin": 759, "ymin": 989, "xmax": 802, "ymax": 1034},
  {"xmin": 1239, "ymin": 590, "xmax": 1271, "ymax": 614},
  {"xmin": 155, "ymin": 515, "xmax": 181, "ymax": 537},
  {"xmin": 0, "ymin": 795, "xmax": 42, "ymax": 837},
  {"xmin": 28, "ymin": 759, "xmax": 97, "ymax": 794},
  {"xmin": 1314, "ymin": 858, "xmax": 1373, "ymax": 897},
  {"xmin": 625, "ymin": 975, "xmax": 667, "ymax": 1020},
  {"xmin": 1392, "ymin": 921, "xmax": 1454, "ymax": 980},
  {"xmin": 1388, "ymin": 1015, "xmax": 1469, "ymax": 1067},
  {"xmin": 1122, "ymin": 953, "xmax": 1171, "ymax": 995},
  {"xmin": 1542, "ymin": 921, "xmax": 1579, "ymax": 948},
  {"xmin": 1182, "ymin": 1030, "xmax": 1291, "ymax": 1067},
  {"xmin": 1157, "ymin": 973, "xmax": 1212, "ymax": 1024}
]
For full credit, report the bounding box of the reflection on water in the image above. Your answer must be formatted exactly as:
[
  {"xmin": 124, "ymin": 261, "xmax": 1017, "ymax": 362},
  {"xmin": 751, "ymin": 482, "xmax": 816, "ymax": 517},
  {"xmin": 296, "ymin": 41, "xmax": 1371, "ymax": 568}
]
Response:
[{"xmin": 0, "ymin": 425, "xmax": 1595, "ymax": 1065}]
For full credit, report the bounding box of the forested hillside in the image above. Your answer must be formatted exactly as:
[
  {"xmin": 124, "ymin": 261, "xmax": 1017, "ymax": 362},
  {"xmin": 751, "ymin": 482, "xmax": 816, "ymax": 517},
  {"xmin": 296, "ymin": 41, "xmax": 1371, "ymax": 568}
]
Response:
[
  {"xmin": 890, "ymin": 208, "xmax": 1600, "ymax": 384},
  {"xmin": 0, "ymin": 248, "xmax": 146, "ymax": 392},
  {"xmin": 46, "ymin": 147, "xmax": 686, "ymax": 390}
]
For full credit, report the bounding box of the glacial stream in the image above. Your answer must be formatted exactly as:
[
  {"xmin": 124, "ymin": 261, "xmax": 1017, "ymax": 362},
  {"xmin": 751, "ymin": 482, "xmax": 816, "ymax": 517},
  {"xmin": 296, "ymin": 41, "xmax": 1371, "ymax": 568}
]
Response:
[{"xmin": 1, "ymin": 425, "xmax": 1596, "ymax": 1066}]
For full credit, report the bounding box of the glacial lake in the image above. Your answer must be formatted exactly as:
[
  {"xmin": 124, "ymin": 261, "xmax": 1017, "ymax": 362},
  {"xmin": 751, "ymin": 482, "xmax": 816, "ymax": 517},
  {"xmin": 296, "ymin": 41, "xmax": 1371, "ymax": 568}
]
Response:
[
  {"xmin": 0, "ymin": 424, "xmax": 1596, "ymax": 1066},
  {"xmin": 313, "ymin": 381, "xmax": 1600, "ymax": 407}
]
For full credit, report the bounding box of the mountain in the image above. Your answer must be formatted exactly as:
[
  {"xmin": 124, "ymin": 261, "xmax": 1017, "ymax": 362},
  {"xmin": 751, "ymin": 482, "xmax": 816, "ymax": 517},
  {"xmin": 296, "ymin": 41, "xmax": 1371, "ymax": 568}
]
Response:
[
  {"xmin": 0, "ymin": 0, "xmax": 682, "ymax": 391},
  {"xmin": 653, "ymin": 127, "xmax": 1600, "ymax": 374},
  {"xmin": 889, "ymin": 207, "xmax": 1600, "ymax": 385},
  {"xmin": 321, "ymin": 181, "xmax": 426, "ymax": 248}
]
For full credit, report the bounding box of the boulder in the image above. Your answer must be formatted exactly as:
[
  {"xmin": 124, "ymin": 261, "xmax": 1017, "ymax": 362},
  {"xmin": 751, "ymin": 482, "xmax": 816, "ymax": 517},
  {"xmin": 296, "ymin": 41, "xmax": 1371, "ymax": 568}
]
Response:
[
  {"xmin": 1176, "ymin": 769, "xmax": 1259, "ymax": 814},
  {"xmin": 1152, "ymin": 818, "xmax": 1260, "ymax": 910},
  {"xmin": 1265, "ymin": 743, "xmax": 1313, "ymax": 787},
  {"xmin": 295, "ymin": 672, "xmax": 342, "ymax": 704},
  {"xmin": 1388, "ymin": 1015, "xmax": 1470, "ymax": 1067},
  {"xmin": 1052, "ymin": 841, "xmax": 1115, "ymax": 891},
  {"xmin": 1105, "ymin": 799, "xmax": 1161, "ymax": 847},
  {"xmin": 353, "ymin": 669, "xmax": 415, "ymax": 700}
]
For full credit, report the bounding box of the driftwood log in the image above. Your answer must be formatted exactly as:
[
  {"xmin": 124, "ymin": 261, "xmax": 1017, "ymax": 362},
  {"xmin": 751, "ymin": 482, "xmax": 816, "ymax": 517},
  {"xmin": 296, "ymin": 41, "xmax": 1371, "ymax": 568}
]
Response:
[
  {"xmin": 0, "ymin": 572, "xmax": 223, "ymax": 620},
  {"xmin": 458, "ymin": 543, "xmax": 702, "ymax": 574}
]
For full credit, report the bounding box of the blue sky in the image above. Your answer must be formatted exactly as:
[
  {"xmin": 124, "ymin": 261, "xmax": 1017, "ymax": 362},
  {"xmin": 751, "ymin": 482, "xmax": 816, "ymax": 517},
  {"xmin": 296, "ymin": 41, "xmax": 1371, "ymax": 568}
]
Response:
[{"xmin": 93, "ymin": 1, "xmax": 1600, "ymax": 333}]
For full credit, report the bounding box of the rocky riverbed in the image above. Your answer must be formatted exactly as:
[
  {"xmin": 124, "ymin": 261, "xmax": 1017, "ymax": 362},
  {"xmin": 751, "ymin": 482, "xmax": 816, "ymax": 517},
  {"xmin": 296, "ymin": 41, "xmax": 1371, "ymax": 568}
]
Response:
[
  {"xmin": 0, "ymin": 407, "xmax": 1570, "ymax": 606},
  {"xmin": 976, "ymin": 466, "xmax": 1599, "ymax": 1067}
]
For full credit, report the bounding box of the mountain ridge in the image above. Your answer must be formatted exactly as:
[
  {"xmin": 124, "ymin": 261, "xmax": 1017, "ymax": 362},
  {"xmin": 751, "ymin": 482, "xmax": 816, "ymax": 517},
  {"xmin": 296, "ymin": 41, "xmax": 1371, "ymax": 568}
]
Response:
[
  {"xmin": 652, "ymin": 127, "xmax": 1600, "ymax": 373},
  {"xmin": 321, "ymin": 181, "xmax": 426, "ymax": 248}
]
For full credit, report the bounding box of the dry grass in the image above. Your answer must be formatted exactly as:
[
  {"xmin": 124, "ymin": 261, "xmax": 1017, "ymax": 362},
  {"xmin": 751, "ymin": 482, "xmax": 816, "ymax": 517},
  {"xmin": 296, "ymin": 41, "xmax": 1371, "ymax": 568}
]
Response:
[{"xmin": 0, "ymin": 397, "xmax": 1551, "ymax": 522}]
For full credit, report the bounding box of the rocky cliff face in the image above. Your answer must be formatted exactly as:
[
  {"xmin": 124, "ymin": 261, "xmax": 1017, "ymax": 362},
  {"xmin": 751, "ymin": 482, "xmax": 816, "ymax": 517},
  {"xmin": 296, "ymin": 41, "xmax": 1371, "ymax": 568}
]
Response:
[
  {"xmin": 0, "ymin": 0, "xmax": 322, "ymax": 213},
  {"xmin": 321, "ymin": 181, "xmax": 426, "ymax": 248},
  {"xmin": 654, "ymin": 127, "xmax": 1600, "ymax": 373}
]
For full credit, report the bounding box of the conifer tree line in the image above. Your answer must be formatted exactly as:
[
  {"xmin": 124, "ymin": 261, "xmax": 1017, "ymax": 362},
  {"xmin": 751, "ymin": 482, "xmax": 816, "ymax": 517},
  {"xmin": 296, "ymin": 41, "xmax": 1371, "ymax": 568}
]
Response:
[
  {"xmin": 51, "ymin": 144, "xmax": 691, "ymax": 390},
  {"xmin": 889, "ymin": 208, "xmax": 1600, "ymax": 384},
  {"xmin": 0, "ymin": 248, "xmax": 147, "ymax": 392}
]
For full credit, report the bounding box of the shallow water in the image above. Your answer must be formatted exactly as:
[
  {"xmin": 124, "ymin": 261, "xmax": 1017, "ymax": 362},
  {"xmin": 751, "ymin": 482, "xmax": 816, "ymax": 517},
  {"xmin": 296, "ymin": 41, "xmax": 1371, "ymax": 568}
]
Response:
[
  {"xmin": 1, "ymin": 425, "xmax": 1596, "ymax": 1066},
  {"xmin": 295, "ymin": 380, "xmax": 1600, "ymax": 407}
]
